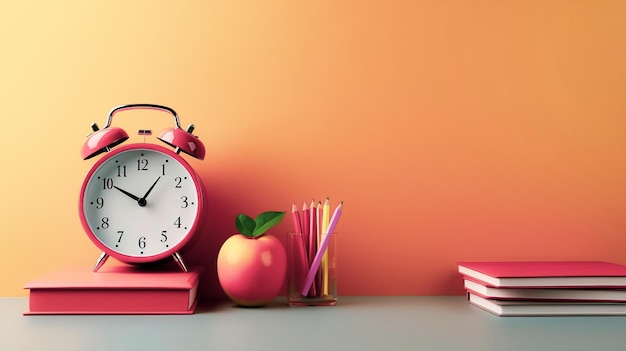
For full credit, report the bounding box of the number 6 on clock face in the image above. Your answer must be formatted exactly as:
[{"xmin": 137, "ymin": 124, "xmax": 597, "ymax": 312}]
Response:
[{"xmin": 79, "ymin": 144, "xmax": 204, "ymax": 266}]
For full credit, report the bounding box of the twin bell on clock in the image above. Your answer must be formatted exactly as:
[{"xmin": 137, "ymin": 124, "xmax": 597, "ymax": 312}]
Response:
[{"xmin": 78, "ymin": 104, "xmax": 207, "ymax": 273}]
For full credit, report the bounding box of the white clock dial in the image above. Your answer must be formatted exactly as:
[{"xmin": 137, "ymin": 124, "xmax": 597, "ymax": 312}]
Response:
[{"xmin": 81, "ymin": 145, "xmax": 201, "ymax": 259}]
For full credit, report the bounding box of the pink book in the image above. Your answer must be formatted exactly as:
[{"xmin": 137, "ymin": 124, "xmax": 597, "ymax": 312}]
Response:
[
  {"xmin": 24, "ymin": 265, "xmax": 201, "ymax": 315},
  {"xmin": 457, "ymin": 261, "xmax": 626, "ymax": 288}
]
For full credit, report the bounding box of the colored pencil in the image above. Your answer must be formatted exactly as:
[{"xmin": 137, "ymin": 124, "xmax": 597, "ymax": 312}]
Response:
[
  {"xmin": 302, "ymin": 202, "xmax": 310, "ymax": 255},
  {"xmin": 308, "ymin": 200, "xmax": 317, "ymax": 264},
  {"xmin": 315, "ymin": 201, "xmax": 322, "ymax": 294},
  {"xmin": 321, "ymin": 197, "xmax": 330, "ymax": 234},
  {"xmin": 291, "ymin": 203, "xmax": 302, "ymax": 234},
  {"xmin": 291, "ymin": 203, "xmax": 308, "ymax": 294},
  {"xmin": 301, "ymin": 202, "xmax": 343, "ymax": 296},
  {"xmin": 308, "ymin": 200, "xmax": 318, "ymax": 296},
  {"xmin": 321, "ymin": 197, "xmax": 331, "ymax": 295}
]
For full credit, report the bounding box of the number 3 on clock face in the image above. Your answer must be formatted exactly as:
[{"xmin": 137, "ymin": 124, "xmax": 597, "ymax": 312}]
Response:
[{"xmin": 79, "ymin": 144, "xmax": 204, "ymax": 264}]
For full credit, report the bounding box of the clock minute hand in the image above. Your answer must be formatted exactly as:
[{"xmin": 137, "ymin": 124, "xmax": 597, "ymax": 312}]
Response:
[
  {"xmin": 140, "ymin": 176, "xmax": 161, "ymax": 203},
  {"xmin": 113, "ymin": 186, "xmax": 141, "ymax": 202}
]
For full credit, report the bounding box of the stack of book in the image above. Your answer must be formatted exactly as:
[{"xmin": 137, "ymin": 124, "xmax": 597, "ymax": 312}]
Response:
[{"xmin": 457, "ymin": 261, "xmax": 626, "ymax": 316}]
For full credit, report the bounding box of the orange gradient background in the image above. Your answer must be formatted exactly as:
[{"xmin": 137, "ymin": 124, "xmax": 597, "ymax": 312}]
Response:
[{"xmin": 1, "ymin": 1, "xmax": 625, "ymax": 299}]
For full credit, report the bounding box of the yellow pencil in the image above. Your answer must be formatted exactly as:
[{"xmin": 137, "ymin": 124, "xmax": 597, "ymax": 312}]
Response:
[
  {"xmin": 321, "ymin": 197, "xmax": 330, "ymax": 234},
  {"xmin": 321, "ymin": 197, "xmax": 330, "ymax": 295}
]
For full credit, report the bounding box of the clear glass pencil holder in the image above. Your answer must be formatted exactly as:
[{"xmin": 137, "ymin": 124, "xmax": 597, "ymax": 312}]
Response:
[{"xmin": 287, "ymin": 232, "xmax": 337, "ymax": 306}]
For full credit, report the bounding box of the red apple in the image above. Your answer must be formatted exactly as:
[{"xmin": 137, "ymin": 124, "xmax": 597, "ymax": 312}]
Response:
[{"xmin": 217, "ymin": 233, "xmax": 287, "ymax": 307}]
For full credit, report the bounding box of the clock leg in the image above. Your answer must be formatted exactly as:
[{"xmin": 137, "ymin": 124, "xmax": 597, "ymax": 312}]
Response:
[
  {"xmin": 93, "ymin": 252, "xmax": 109, "ymax": 272},
  {"xmin": 172, "ymin": 251, "xmax": 189, "ymax": 272}
]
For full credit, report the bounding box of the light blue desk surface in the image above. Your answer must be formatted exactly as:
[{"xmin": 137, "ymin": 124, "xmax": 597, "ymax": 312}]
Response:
[{"xmin": 3, "ymin": 296, "xmax": 626, "ymax": 351}]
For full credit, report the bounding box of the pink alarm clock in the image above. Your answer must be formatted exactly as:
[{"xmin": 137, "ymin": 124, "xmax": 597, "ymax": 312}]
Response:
[{"xmin": 78, "ymin": 104, "xmax": 206, "ymax": 272}]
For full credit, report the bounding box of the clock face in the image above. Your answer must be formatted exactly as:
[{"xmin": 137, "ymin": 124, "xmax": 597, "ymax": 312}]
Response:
[{"xmin": 79, "ymin": 144, "xmax": 203, "ymax": 262}]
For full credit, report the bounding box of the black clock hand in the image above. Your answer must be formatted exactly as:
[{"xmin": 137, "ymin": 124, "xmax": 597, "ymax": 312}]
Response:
[
  {"xmin": 113, "ymin": 186, "xmax": 141, "ymax": 202},
  {"xmin": 139, "ymin": 177, "xmax": 161, "ymax": 206}
]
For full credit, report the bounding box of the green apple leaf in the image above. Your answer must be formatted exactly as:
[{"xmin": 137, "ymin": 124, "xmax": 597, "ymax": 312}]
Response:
[
  {"xmin": 252, "ymin": 211, "xmax": 286, "ymax": 237},
  {"xmin": 235, "ymin": 214, "xmax": 256, "ymax": 236}
]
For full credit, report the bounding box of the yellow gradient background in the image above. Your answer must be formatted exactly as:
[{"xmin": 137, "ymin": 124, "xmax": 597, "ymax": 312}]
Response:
[{"xmin": 1, "ymin": 1, "xmax": 625, "ymax": 298}]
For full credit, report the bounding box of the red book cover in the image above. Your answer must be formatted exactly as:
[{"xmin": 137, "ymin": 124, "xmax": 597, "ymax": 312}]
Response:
[
  {"xmin": 24, "ymin": 265, "xmax": 201, "ymax": 315},
  {"xmin": 457, "ymin": 261, "xmax": 626, "ymax": 288}
]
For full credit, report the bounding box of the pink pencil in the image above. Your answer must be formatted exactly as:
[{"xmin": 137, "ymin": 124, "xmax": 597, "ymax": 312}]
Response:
[
  {"xmin": 291, "ymin": 203, "xmax": 302, "ymax": 234},
  {"xmin": 315, "ymin": 201, "xmax": 322, "ymax": 295},
  {"xmin": 301, "ymin": 202, "xmax": 343, "ymax": 296},
  {"xmin": 308, "ymin": 200, "xmax": 318, "ymax": 296},
  {"xmin": 302, "ymin": 202, "xmax": 310, "ymax": 255},
  {"xmin": 291, "ymin": 203, "xmax": 308, "ymax": 294},
  {"xmin": 308, "ymin": 200, "xmax": 317, "ymax": 264}
]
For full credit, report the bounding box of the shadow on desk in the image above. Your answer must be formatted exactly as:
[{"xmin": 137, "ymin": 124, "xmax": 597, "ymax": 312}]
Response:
[{"xmin": 195, "ymin": 295, "xmax": 389, "ymax": 314}]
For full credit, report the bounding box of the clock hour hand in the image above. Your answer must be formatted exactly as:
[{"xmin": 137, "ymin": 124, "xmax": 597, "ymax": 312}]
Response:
[{"xmin": 113, "ymin": 185, "xmax": 141, "ymax": 202}]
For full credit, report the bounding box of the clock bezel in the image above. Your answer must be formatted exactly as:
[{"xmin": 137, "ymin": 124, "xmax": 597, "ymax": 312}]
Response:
[{"xmin": 78, "ymin": 143, "xmax": 205, "ymax": 264}]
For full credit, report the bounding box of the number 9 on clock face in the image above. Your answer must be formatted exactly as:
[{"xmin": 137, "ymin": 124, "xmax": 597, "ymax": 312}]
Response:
[{"xmin": 79, "ymin": 144, "xmax": 204, "ymax": 264}]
